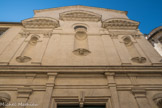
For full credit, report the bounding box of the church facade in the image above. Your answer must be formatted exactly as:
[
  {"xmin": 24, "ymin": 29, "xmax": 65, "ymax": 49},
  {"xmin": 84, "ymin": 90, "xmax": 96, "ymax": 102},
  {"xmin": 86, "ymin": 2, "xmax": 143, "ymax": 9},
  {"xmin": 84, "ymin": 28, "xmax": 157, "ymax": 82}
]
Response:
[{"xmin": 0, "ymin": 5, "xmax": 162, "ymax": 108}]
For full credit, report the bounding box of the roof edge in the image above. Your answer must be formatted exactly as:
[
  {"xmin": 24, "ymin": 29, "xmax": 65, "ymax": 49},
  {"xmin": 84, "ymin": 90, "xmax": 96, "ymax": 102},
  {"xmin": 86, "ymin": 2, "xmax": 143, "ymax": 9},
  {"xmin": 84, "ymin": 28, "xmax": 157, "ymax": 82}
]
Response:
[{"xmin": 34, "ymin": 5, "xmax": 128, "ymax": 15}]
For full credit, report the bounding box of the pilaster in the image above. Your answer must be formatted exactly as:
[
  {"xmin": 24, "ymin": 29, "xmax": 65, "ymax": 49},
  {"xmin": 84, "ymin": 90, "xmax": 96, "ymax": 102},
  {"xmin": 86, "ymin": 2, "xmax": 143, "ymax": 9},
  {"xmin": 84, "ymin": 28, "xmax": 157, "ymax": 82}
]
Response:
[
  {"xmin": 16, "ymin": 87, "xmax": 33, "ymax": 108},
  {"xmin": 105, "ymin": 72, "xmax": 120, "ymax": 108},
  {"xmin": 132, "ymin": 87, "xmax": 151, "ymax": 108},
  {"xmin": 42, "ymin": 73, "xmax": 57, "ymax": 108}
]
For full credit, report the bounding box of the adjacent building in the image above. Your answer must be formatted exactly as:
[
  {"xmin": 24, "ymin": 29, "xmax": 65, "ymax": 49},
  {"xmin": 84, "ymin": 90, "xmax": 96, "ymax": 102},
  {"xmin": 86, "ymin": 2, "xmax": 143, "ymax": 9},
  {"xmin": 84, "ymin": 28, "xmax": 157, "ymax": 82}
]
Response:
[
  {"xmin": 147, "ymin": 26, "xmax": 162, "ymax": 56},
  {"xmin": 0, "ymin": 5, "xmax": 162, "ymax": 108}
]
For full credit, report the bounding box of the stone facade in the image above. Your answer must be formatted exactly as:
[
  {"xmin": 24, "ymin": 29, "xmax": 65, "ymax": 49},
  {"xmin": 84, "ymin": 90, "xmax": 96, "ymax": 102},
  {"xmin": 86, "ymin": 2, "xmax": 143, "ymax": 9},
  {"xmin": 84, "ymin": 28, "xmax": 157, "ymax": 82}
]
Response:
[
  {"xmin": 0, "ymin": 5, "xmax": 162, "ymax": 108},
  {"xmin": 147, "ymin": 26, "xmax": 162, "ymax": 56}
]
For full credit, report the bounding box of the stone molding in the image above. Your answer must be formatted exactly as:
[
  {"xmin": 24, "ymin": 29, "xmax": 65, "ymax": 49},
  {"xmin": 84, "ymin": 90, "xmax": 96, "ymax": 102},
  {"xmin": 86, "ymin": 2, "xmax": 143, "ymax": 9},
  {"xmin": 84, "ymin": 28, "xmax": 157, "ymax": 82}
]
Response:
[
  {"xmin": 17, "ymin": 87, "xmax": 33, "ymax": 98},
  {"xmin": 132, "ymin": 87, "xmax": 146, "ymax": 98},
  {"xmin": 60, "ymin": 10, "xmax": 101, "ymax": 22},
  {"xmin": 103, "ymin": 18, "xmax": 139, "ymax": 30},
  {"xmin": 34, "ymin": 5, "xmax": 127, "ymax": 15},
  {"xmin": 22, "ymin": 17, "xmax": 59, "ymax": 29}
]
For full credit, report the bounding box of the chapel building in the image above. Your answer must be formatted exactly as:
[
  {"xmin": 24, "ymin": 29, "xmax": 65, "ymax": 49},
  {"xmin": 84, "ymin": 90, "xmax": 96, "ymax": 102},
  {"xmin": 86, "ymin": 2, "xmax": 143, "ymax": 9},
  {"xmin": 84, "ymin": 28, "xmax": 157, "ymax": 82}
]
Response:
[{"xmin": 0, "ymin": 5, "xmax": 162, "ymax": 108}]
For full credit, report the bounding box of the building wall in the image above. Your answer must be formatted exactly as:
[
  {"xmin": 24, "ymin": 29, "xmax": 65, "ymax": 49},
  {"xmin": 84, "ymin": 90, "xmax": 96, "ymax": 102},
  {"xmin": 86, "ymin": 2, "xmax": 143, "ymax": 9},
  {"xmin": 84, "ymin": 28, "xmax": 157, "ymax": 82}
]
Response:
[{"xmin": 0, "ymin": 5, "xmax": 162, "ymax": 108}]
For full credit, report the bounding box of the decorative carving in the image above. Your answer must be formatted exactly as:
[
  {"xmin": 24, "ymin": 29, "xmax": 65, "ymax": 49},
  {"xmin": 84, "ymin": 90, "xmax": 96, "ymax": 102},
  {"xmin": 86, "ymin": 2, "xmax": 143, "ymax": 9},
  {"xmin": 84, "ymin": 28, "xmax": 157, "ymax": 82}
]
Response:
[
  {"xmin": 153, "ymin": 93, "xmax": 162, "ymax": 107},
  {"xmin": 103, "ymin": 18, "xmax": 139, "ymax": 30},
  {"xmin": 131, "ymin": 57, "xmax": 146, "ymax": 63},
  {"xmin": 60, "ymin": 10, "xmax": 101, "ymax": 22},
  {"xmin": 73, "ymin": 48, "xmax": 91, "ymax": 56},
  {"xmin": 16, "ymin": 35, "xmax": 39, "ymax": 63},
  {"xmin": 43, "ymin": 32, "xmax": 52, "ymax": 38},
  {"xmin": 122, "ymin": 36, "xmax": 133, "ymax": 46},
  {"xmin": 22, "ymin": 17, "xmax": 59, "ymax": 28},
  {"xmin": 0, "ymin": 92, "xmax": 11, "ymax": 107},
  {"xmin": 19, "ymin": 32, "xmax": 30, "ymax": 38},
  {"xmin": 110, "ymin": 34, "xmax": 118, "ymax": 39},
  {"xmin": 73, "ymin": 26, "xmax": 91, "ymax": 56},
  {"xmin": 16, "ymin": 56, "xmax": 32, "ymax": 63},
  {"xmin": 79, "ymin": 91, "xmax": 85, "ymax": 108}
]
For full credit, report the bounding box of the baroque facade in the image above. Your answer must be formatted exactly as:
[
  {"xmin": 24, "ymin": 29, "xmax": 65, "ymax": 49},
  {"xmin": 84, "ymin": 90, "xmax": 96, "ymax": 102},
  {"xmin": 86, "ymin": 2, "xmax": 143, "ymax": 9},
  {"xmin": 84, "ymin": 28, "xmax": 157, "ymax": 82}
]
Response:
[
  {"xmin": 147, "ymin": 26, "xmax": 162, "ymax": 56},
  {"xmin": 0, "ymin": 5, "xmax": 162, "ymax": 108}
]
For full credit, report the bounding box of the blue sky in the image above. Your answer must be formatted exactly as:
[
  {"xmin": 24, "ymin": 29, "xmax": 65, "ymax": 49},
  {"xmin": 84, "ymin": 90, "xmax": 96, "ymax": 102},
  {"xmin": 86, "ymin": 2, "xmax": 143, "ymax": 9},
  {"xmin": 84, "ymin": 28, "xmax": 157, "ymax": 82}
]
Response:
[{"xmin": 0, "ymin": 0, "xmax": 162, "ymax": 34}]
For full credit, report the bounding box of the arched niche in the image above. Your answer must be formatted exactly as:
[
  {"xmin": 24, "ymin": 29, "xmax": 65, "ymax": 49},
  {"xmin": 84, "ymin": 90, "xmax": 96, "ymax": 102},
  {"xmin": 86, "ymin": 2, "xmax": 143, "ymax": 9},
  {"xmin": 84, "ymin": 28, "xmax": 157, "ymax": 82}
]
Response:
[
  {"xmin": 16, "ymin": 35, "xmax": 40, "ymax": 63},
  {"xmin": 122, "ymin": 36, "xmax": 146, "ymax": 63},
  {"xmin": 73, "ymin": 25, "xmax": 91, "ymax": 56}
]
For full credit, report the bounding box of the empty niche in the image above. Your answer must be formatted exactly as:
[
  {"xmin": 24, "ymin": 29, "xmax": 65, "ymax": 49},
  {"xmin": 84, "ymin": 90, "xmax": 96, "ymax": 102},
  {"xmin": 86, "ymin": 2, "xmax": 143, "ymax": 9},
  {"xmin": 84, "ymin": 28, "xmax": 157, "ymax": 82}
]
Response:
[
  {"xmin": 16, "ymin": 35, "xmax": 39, "ymax": 63},
  {"xmin": 73, "ymin": 26, "xmax": 90, "ymax": 56},
  {"xmin": 122, "ymin": 36, "xmax": 146, "ymax": 63}
]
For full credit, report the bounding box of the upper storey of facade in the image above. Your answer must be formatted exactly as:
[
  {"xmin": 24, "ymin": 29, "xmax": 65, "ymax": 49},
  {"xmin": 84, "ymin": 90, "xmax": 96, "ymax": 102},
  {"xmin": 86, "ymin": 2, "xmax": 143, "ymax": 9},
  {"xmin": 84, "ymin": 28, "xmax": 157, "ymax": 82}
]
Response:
[{"xmin": 0, "ymin": 5, "xmax": 162, "ymax": 66}]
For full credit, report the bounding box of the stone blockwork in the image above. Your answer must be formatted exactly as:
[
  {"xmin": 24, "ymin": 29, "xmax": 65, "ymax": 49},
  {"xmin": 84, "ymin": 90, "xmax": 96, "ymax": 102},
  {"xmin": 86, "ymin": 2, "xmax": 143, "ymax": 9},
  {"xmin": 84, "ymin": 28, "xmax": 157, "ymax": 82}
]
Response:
[{"xmin": 0, "ymin": 5, "xmax": 162, "ymax": 108}]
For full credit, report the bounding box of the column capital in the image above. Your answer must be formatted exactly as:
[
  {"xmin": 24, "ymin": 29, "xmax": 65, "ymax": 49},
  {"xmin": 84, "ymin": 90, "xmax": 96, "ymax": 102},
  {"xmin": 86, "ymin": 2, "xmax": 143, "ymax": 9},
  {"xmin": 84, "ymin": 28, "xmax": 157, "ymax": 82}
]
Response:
[
  {"xmin": 132, "ymin": 87, "xmax": 146, "ymax": 98},
  {"xmin": 17, "ymin": 87, "xmax": 33, "ymax": 99}
]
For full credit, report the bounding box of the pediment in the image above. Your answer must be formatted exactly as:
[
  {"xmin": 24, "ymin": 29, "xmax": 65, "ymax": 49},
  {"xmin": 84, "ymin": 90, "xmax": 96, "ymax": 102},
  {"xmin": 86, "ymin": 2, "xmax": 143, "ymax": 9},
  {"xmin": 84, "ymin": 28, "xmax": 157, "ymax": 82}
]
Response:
[
  {"xmin": 102, "ymin": 18, "xmax": 139, "ymax": 30},
  {"xmin": 59, "ymin": 10, "xmax": 101, "ymax": 22},
  {"xmin": 22, "ymin": 17, "xmax": 59, "ymax": 28}
]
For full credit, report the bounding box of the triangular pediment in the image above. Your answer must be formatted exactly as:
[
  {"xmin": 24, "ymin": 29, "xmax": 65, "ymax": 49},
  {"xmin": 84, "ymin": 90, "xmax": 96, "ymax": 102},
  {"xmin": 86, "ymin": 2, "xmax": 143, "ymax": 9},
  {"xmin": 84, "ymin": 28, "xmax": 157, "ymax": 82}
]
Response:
[
  {"xmin": 22, "ymin": 17, "xmax": 59, "ymax": 28},
  {"xmin": 59, "ymin": 10, "xmax": 101, "ymax": 22},
  {"xmin": 102, "ymin": 18, "xmax": 139, "ymax": 30}
]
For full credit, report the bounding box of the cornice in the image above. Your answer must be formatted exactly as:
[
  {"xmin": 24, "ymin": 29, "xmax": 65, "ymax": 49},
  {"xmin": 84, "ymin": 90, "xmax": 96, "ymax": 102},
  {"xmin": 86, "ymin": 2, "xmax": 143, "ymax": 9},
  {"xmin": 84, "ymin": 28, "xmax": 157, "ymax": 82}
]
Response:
[
  {"xmin": 34, "ymin": 5, "xmax": 127, "ymax": 15},
  {"xmin": 0, "ymin": 66, "xmax": 162, "ymax": 73},
  {"xmin": 102, "ymin": 18, "xmax": 139, "ymax": 30},
  {"xmin": 22, "ymin": 17, "xmax": 59, "ymax": 29}
]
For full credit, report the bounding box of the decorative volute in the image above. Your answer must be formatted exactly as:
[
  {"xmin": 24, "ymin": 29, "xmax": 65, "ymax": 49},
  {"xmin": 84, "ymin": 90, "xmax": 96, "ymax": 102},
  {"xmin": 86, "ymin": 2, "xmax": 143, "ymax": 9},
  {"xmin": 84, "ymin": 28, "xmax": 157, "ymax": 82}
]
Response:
[
  {"xmin": 60, "ymin": 10, "xmax": 101, "ymax": 22},
  {"xmin": 22, "ymin": 17, "xmax": 59, "ymax": 28},
  {"xmin": 102, "ymin": 18, "xmax": 139, "ymax": 30}
]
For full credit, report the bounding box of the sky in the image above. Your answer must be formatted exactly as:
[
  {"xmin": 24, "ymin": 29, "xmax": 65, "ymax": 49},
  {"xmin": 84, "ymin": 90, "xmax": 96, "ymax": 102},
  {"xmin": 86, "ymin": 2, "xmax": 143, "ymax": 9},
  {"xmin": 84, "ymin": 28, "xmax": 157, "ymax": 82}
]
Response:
[{"xmin": 0, "ymin": 0, "xmax": 162, "ymax": 34}]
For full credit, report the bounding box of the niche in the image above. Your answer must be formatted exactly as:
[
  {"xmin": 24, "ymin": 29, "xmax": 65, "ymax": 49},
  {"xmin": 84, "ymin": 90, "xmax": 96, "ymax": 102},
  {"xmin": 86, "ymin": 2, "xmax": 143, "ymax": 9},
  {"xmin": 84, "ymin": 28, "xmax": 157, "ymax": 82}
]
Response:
[
  {"xmin": 122, "ymin": 36, "xmax": 146, "ymax": 63},
  {"xmin": 153, "ymin": 93, "xmax": 162, "ymax": 108},
  {"xmin": 16, "ymin": 35, "xmax": 39, "ymax": 63},
  {"xmin": 0, "ymin": 92, "xmax": 11, "ymax": 108},
  {"xmin": 73, "ymin": 26, "xmax": 90, "ymax": 56}
]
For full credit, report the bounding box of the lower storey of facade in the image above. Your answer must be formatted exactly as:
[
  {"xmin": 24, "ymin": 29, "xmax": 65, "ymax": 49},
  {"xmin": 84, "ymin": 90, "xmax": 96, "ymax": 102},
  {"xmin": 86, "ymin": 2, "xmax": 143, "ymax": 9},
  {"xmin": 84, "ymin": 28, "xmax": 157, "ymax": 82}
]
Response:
[{"xmin": 0, "ymin": 67, "xmax": 162, "ymax": 108}]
